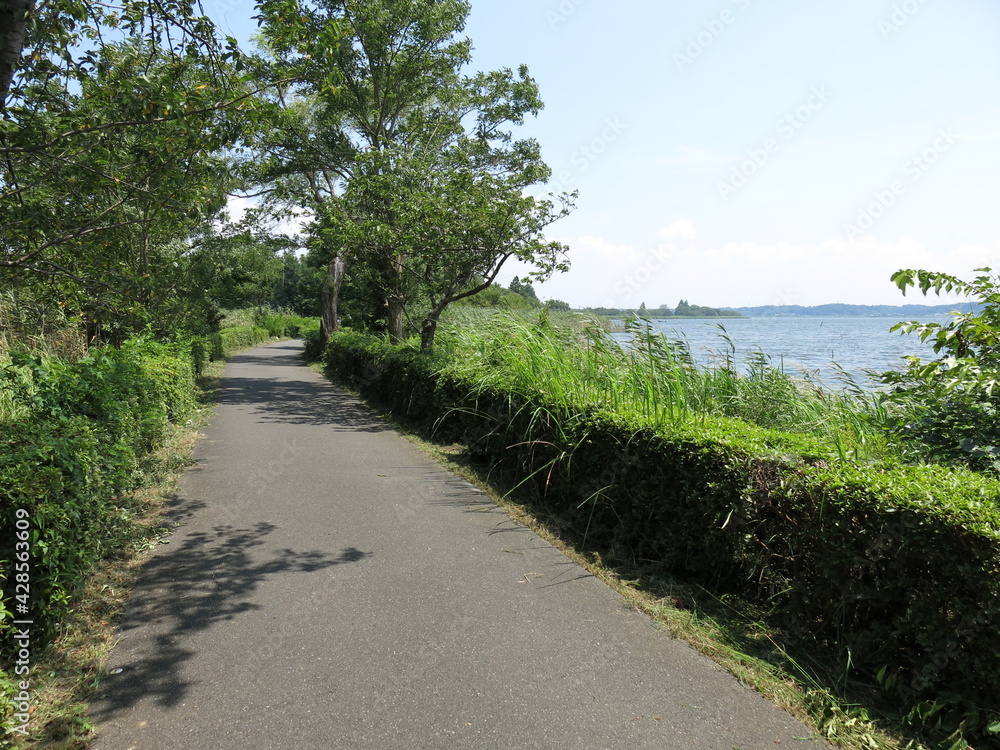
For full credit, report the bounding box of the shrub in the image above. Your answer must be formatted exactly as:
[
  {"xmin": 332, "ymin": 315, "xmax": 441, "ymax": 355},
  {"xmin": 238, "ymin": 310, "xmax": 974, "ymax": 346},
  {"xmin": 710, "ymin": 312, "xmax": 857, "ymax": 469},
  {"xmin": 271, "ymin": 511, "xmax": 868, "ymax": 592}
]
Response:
[
  {"xmin": 210, "ymin": 326, "xmax": 273, "ymax": 360},
  {"xmin": 0, "ymin": 340, "xmax": 197, "ymax": 658},
  {"xmin": 882, "ymin": 267, "xmax": 1000, "ymax": 472},
  {"xmin": 207, "ymin": 315, "xmax": 320, "ymax": 363}
]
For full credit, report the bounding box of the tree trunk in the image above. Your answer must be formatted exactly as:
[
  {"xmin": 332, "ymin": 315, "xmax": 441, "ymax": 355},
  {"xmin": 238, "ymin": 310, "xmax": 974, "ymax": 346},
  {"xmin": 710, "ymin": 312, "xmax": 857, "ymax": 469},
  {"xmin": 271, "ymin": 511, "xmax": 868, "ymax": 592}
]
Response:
[
  {"xmin": 385, "ymin": 252, "xmax": 406, "ymax": 343},
  {"xmin": 420, "ymin": 307, "xmax": 445, "ymax": 351},
  {"xmin": 0, "ymin": 0, "xmax": 32, "ymax": 109},
  {"xmin": 386, "ymin": 298, "xmax": 404, "ymax": 344},
  {"xmin": 319, "ymin": 255, "xmax": 346, "ymax": 347}
]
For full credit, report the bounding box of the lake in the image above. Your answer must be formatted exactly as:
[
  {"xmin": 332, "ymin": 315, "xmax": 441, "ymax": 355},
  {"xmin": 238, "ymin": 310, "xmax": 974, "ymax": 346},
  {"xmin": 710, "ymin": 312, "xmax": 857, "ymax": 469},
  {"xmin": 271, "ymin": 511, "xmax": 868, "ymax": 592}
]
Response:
[{"xmin": 611, "ymin": 316, "xmax": 946, "ymax": 388}]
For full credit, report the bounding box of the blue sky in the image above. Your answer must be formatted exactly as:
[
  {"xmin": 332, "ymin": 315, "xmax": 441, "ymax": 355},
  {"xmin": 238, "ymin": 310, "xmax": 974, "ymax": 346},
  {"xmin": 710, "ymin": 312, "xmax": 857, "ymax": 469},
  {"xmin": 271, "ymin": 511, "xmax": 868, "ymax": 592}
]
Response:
[{"xmin": 214, "ymin": 1, "xmax": 1000, "ymax": 308}]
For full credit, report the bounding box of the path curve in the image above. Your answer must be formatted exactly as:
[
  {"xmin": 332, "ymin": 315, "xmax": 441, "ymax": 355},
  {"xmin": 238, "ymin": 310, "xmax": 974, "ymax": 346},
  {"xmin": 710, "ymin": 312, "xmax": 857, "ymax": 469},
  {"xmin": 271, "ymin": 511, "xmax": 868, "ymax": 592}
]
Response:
[{"xmin": 90, "ymin": 340, "xmax": 828, "ymax": 749}]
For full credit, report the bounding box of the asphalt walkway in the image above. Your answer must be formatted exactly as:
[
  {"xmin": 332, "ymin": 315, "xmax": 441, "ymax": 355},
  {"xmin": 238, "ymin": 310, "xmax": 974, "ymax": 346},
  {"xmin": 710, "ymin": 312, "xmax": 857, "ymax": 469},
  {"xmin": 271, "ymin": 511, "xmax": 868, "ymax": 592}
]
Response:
[{"xmin": 90, "ymin": 340, "xmax": 829, "ymax": 749}]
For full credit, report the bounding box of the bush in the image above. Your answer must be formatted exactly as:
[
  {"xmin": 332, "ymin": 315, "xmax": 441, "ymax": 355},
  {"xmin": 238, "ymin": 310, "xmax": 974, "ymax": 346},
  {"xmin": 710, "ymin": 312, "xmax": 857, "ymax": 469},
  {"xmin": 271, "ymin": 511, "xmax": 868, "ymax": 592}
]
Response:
[
  {"xmin": 302, "ymin": 327, "xmax": 325, "ymax": 362},
  {"xmin": 207, "ymin": 314, "xmax": 321, "ymax": 363},
  {"xmin": 0, "ymin": 340, "xmax": 197, "ymax": 658},
  {"xmin": 882, "ymin": 267, "xmax": 1000, "ymax": 472},
  {"xmin": 210, "ymin": 326, "xmax": 273, "ymax": 360}
]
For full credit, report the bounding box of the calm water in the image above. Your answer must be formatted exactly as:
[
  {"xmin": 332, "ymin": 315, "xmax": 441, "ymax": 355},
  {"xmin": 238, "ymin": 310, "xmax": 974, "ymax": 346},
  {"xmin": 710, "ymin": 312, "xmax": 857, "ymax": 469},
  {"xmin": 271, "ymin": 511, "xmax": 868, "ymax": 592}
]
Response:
[{"xmin": 611, "ymin": 317, "xmax": 945, "ymax": 388}]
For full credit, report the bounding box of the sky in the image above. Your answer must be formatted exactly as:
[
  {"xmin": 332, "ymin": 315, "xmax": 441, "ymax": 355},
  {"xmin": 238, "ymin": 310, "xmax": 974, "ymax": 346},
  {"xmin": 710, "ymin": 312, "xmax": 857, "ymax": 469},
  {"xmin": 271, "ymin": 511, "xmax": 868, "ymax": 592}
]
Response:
[{"xmin": 211, "ymin": 0, "xmax": 1000, "ymax": 309}]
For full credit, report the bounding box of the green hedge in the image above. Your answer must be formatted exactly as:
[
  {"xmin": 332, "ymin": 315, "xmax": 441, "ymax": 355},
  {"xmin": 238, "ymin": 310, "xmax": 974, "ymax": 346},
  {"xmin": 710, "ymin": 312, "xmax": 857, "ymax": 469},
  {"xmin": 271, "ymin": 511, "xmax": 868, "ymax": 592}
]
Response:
[
  {"xmin": 206, "ymin": 317, "xmax": 320, "ymax": 366},
  {"xmin": 320, "ymin": 331, "xmax": 1000, "ymax": 747},
  {"xmin": 0, "ymin": 340, "xmax": 198, "ymax": 659},
  {"xmin": 209, "ymin": 326, "xmax": 273, "ymax": 360}
]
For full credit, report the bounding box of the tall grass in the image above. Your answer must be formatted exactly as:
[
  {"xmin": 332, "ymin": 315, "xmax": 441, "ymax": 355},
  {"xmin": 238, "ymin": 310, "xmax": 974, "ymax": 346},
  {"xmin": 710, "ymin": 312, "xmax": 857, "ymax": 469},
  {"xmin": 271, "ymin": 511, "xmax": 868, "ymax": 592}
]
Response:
[
  {"xmin": 1, "ymin": 291, "xmax": 89, "ymax": 426},
  {"xmin": 434, "ymin": 311, "xmax": 891, "ymax": 461},
  {"xmin": 0, "ymin": 290, "xmax": 87, "ymax": 362}
]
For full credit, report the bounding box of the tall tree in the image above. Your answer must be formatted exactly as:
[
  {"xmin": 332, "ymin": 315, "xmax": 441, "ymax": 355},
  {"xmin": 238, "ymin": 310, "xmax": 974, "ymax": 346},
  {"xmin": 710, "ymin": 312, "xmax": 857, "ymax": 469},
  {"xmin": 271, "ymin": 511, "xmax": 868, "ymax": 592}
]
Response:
[
  {"xmin": 255, "ymin": 0, "xmax": 472, "ymax": 344},
  {"xmin": 255, "ymin": 0, "xmax": 571, "ymax": 346},
  {"xmin": 329, "ymin": 137, "xmax": 569, "ymax": 348}
]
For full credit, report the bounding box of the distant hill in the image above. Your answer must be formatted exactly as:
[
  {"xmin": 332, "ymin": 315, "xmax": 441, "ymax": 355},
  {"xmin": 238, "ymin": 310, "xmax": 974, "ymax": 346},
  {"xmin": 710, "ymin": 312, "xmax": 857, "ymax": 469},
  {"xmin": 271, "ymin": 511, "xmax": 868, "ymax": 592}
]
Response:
[{"xmin": 728, "ymin": 303, "xmax": 979, "ymax": 318}]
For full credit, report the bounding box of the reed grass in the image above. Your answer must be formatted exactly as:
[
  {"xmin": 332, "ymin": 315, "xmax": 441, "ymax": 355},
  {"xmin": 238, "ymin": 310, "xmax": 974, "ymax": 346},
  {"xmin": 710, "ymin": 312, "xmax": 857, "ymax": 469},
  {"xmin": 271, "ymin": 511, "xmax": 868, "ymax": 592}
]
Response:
[
  {"xmin": 434, "ymin": 311, "xmax": 892, "ymax": 460},
  {"xmin": 0, "ymin": 290, "xmax": 87, "ymax": 361},
  {"xmin": 1, "ymin": 291, "xmax": 87, "ymax": 426}
]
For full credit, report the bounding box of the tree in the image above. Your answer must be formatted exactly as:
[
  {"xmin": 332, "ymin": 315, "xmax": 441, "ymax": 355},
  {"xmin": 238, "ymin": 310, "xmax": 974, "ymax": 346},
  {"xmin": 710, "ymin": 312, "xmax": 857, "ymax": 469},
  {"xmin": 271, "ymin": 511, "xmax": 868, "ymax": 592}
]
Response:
[
  {"xmin": 254, "ymin": 0, "xmax": 469, "ymax": 344},
  {"xmin": 509, "ymin": 277, "xmax": 539, "ymax": 303},
  {"xmin": 2, "ymin": 39, "xmax": 249, "ymax": 340},
  {"xmin": 1, "ymin": 0, "xmax": 246, "ymax": 242},
  {"xmin": 255, "ymin": 0, "xmax": 571, "ymax": 347},
  {"xmin": 0, "ymin": 0, "xmax": 265, "ymax": 340},
  {"xmin": 882, "ymin": 267, "xmax": 1000, "ymax": 471},
  {"xmin": 324, "ymin": 135, "xmax": 570, "ymax": 348},
  {"xmin": 0, "ymin": 0, "xmax": 240, "ymax": 110},
  {"xmin": 187, "ymin": 226, "xmax": 290, "ymax": 312}
]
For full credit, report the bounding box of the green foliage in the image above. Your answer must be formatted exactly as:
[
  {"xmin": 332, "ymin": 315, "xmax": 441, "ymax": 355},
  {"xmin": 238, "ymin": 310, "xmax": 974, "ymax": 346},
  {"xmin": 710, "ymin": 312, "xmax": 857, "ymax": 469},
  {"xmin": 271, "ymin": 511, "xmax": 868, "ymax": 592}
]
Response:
[
  {"xmin": 205, "ymin": 310, "xmax": 320, "ymax": 361},
  {"xmin": 673, "ymin": 299, "xmax": 734, "ymax": 317},
  {"xmin": 882, "ymin": 268, "xmax": 1000, "ymax": 472},
  {"xmin": 252, "ymin": 309, "xmax": 319, "ymax": 339},
  {"xmin": 582, "ymin": 303, "xmax": 742, "ymax": 319},
  {"xmin": 254, "ymin": 0, "xmax": 572, "ymax": 348},
  {"xmin": 185, "ymin": 228, "xmax": 291, "ymax": 319},
  {"xmin": 318, "ymin": 320, "xmax": 1000, "ymax": 749},
  {"xmin": 508, "ymin": 277, "xmax": 540, "ymax": 305},
  {"xmin": 0, "ymin": 339, "xmax": 197, "ymax": 658},
  {"xmin": 453, "ymin": 282, "xmax": 538, "ymax": 310},
  {"xmin": 0, "ymin": 667, "xmax": 14, "ymax": 737},
  {"xmin": 272, "ymin": 251, "xmax": 324, "ymax": 317},
  {"xmin": 430, "ymin": 314, "xmax": 886, "ymax": 457},
  {"xmin": 0, "ymin": 289, "xmax": 87, "ymax": 362},
  {"xmin": 2, "ymin": 35, "xmax": 254, "ymax": 342},
  {"xmin": 209, "ymin": 326, "xmax": 270, "ymax": 360}
]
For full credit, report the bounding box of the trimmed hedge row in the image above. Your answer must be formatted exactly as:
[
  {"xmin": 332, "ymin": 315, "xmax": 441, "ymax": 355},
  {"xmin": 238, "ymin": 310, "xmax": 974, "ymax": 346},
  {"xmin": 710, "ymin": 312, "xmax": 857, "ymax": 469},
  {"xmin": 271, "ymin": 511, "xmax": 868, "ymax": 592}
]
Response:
[
  {"xmin": 320, "ymin": 331, "xmax": 1000, "ymax": 746},
  {"xmin": 198, "ymin": 317, "xmax": 320, "ymax": 373},
  {"xmin": 0, "ymin": 340, "xmax": 198, "ymax": 657},
  {"xmin": 188, "ymin": 325, "xmax": 294, "ymax": 376},
  {"xmin": 211, "ymin": 326, "xmax": 274, "ymax": 361}
]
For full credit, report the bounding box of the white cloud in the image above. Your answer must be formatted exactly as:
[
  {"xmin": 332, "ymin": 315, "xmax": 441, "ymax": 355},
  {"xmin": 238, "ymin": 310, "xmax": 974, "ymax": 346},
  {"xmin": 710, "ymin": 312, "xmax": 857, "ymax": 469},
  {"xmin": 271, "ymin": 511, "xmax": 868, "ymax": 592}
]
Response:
[
  {"xmin": 534, "ymin": 233, "xmax": 998, "ymax": 308},
  {"xmin": 573, "ymin": 235, "xmax": 643, "ymax": 261},
  {"xmin": 657, "ymin": 219, "xmax": 698, "ymax": 241}
]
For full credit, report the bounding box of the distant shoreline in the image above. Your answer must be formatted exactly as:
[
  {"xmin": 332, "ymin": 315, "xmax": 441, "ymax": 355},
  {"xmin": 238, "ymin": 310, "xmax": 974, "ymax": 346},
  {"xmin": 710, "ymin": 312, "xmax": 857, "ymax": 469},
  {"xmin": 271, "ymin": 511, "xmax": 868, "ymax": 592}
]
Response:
[
  {"xmin": 728, "ymin": 302, "xmax": 977, "ymax": 318},
  {"xmin": 578, "ymin": 302, "xmax": 976, "ymax": 319}
]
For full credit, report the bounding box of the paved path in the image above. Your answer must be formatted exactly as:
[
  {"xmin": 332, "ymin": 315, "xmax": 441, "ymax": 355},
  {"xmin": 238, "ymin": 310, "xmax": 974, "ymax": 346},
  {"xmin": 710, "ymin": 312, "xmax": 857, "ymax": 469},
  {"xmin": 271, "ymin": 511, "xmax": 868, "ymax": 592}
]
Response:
[{"xmin": 91, "ymin": 340, "xmax": 828, "ymax": 749}]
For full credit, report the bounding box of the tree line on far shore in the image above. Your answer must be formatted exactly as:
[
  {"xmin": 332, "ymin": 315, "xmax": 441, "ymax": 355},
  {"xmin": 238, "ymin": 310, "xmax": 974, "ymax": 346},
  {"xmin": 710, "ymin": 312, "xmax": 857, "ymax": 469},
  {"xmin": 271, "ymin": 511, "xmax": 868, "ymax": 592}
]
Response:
[{"xmin": 583, "ymin": 301, "xmax": 741, "ymax": 318}]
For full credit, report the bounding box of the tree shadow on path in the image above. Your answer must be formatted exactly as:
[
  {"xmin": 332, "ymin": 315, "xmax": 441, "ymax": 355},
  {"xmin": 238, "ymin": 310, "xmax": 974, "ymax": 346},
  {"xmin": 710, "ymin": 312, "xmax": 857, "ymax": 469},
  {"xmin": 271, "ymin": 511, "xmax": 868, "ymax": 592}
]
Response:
[
  {"xmin": 91, "ymin": 520, "xmax": 371, "ymax": 719},
  {"xmin": 215, "ymin": 361, "xmax": 389, "ymax": 433}
]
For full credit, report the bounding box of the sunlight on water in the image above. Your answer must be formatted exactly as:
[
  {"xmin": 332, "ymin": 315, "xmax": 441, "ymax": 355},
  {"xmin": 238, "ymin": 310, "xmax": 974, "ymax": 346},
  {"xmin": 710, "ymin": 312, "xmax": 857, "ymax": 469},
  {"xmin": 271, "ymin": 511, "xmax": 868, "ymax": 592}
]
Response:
[{"xmin": 611, "ymin": 317, "xmax": 943, "ymax": 389}]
